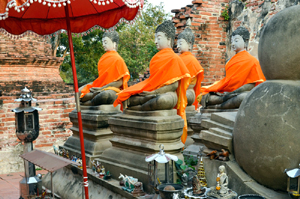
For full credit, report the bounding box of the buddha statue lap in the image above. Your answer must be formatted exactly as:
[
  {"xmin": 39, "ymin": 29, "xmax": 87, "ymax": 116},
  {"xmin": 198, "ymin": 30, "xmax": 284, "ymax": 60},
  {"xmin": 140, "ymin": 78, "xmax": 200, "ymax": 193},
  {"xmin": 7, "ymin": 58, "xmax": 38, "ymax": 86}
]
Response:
[
  {"xmin": 198, "ymin": 26, "xmax": 266, "ymax": 109},
  {"xmin": 79, "ymin": 31, "xmax": 129, "ymax": 106}
]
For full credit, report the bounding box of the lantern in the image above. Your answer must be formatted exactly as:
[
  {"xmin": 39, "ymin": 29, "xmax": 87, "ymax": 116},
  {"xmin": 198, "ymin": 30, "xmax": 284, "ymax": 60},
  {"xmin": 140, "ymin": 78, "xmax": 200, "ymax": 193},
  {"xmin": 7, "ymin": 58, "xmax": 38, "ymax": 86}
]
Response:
[
  {"xmin": 12, "ymin": 87, "xmax": 42, "ymax": 198},
  {"xmin": 285, "ymin": 164, "xmax": 300, "ymax": 199},
  {"xmin": 12, "ymin": 87, "xmax": 42, "ymax": 142},
  {"xmin": 145, "ymin": 144, "xmax": 178, "ymax": 189}
]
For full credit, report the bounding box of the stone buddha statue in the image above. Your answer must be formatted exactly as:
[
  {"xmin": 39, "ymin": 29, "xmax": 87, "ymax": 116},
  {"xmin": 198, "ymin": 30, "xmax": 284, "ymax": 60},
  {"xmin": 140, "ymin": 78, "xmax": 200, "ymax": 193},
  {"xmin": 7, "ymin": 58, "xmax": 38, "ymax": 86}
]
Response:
[
  {"xmin": 218, "ymin": 165, "xmax": 229, "ymax": 194},
  {"xmin": 207, "ymin": 165, "xmax": 238, "ymax": 198},
  {"xmin": 113, "ymin": 20, "xmax": 190, "ymax": 143},
  {"xmin": 79, "ymin": 31, "xmax": 130, "ymax": 106},
  {"xmin": 113, "ymin": 20, "xmax": 190, "ymax": 112},
  {"xmin": 198, "ymin": 26, "xmax": 266, "ymax": 109},
  {"xmin": 178, "ymin": 27, "xmax": 204, "ymax": 109}
]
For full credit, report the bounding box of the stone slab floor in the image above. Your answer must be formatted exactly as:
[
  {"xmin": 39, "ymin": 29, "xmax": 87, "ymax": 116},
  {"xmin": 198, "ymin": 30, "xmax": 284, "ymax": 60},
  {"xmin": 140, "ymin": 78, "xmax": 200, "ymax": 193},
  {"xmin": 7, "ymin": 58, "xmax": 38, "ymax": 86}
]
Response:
[{"xmin": 0, "ymin": 170, "xmax": 47, "ymax": 199}]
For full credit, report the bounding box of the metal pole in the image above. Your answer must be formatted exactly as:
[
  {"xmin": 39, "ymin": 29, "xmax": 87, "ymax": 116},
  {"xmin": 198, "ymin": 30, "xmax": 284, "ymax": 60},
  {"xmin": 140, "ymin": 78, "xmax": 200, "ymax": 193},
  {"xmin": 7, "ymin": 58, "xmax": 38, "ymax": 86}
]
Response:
[
  {"xmin": 24, "ymin": 160, "xmax": 29, "ymax": 199},
  {"xmin": 165, "ymin": 162, "xmax": 169, "ymax": 183},
  {"xmin": 64, "ymin": 5, "xmax": 89, "ymax": 199},
  {"xmin": 82, "ymin": 183, "xmax": 84, "ymax": 199},
  {"xmin": 51, "ymin": 172, "xmax": 54, "ymax": 199}
]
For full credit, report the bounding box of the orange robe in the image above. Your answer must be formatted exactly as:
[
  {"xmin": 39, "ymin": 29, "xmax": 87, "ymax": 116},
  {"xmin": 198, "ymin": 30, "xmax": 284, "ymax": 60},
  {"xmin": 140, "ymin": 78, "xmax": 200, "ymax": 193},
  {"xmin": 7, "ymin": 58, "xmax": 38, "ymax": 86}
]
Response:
[
  {"xmin": 113, "ymin": 48, "xmax": 191, "ymax": 144},
  {"xmin": 80, "ymin": 51, "xmax": 130, "ymax": 98},
  {"xmin": 180, "ymin": 51, "xmax": 204, "ymax": 109},
  {"xmin": 201, "ymin": 50, "xmax": 266, "ymax": 95}
]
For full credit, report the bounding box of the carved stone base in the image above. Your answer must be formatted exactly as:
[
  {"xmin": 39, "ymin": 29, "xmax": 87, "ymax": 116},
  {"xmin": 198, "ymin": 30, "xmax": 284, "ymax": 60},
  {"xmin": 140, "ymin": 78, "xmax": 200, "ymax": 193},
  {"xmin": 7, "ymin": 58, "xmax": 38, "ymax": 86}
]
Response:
[
  {"xmin": 207, "ymin": 187, "xmax": 238, "ymax": 199},
  {"xmin": 186, "ymin": 105, "xmax": 198, "ymax": 147},
  {"xmin": 60, "ymin": 105, "xmax": 121, "ymax": 167},
  {"xmin": 97, "ymin": 109, "xmax": 184, "ymax": 193},
  {"xmin": 183, "ymin": 109, "xmax": 237, "ymax": 158}
]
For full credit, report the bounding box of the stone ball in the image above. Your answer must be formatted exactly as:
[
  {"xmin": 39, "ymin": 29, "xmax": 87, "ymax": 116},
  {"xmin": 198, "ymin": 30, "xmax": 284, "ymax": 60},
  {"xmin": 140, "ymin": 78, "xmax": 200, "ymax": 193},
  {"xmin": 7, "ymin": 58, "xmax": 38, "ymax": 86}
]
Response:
[
  {"xmin": 233, "ymin": 80, "xmax": 300, "ymax": 191},
  {"xmin": 258, "ymin": 5, "xmax": 300, "ymax": 80}
]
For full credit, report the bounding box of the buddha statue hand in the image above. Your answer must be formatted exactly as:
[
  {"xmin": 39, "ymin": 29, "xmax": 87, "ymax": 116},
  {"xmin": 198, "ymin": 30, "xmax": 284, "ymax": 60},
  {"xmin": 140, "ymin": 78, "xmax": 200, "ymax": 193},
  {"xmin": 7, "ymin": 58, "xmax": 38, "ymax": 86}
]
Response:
[
  {"xmin": 222, "ymin": 92, "xmax": 238, "ymax": 102},
  {"xmin": 138, "ymin": 91, "xmax": 157, "ymax": 97},
  {"xmin": 200, "ymin": 93, "xmax": 210, "ymax": 108}
]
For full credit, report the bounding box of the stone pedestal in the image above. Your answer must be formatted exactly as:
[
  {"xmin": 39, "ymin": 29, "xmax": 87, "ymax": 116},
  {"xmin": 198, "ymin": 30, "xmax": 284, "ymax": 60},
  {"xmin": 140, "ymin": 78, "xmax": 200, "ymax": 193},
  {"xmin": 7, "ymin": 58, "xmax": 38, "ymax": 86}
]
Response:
[
  {"xmin": 200, "ymin": 158, "xmax": 289, "ymax": 198},
  {"xmin": 183, "ymin": 109, "xmax": 237, "ymax": 158},
  {"xmin": 61, "ymin": 105, "xmax": 121, "ymax": 167},
  {"xmin": 97, "ymin": 109, "xmax": 184, "ymax": 193},
  {"xmin": 185, "ymin": 105, "xmax": 198, "ymax": 147}
]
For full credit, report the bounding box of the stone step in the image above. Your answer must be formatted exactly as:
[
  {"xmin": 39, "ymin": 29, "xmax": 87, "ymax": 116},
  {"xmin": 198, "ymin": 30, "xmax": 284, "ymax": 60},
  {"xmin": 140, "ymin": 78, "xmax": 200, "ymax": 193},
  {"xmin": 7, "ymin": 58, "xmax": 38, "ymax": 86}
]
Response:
[
  {"xmin": 210, "ymin": 112, "xmax": 237, "ymax": 128},
  {"xmin": 209, "ymin": 127, "xmax": 232, "ymax": 138},
  {"xmin": 200, "ymin": 130, "xmax": 232, "ymax": 153},
  {"xmin": 201, "ymin": 119, "xmax": 233, "ymax": 133}
]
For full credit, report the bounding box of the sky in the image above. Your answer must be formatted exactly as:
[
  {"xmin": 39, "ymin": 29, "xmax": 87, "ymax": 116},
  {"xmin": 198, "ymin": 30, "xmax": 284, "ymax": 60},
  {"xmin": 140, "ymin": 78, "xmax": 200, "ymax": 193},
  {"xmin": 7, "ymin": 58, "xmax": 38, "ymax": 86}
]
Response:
[{"xmin": 147, "ymin": 0, "xmax": 192, "ymax": 15}]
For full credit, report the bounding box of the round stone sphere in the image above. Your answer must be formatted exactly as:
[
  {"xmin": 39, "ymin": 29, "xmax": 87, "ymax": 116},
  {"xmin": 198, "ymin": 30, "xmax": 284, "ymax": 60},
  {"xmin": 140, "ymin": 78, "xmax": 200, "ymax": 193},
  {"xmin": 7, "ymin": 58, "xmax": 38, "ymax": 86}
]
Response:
[
  {"xmin": 233, "ymin": 80, "xmax": 300, "ymax": 191},
  {"xmin": 258, "ymin": 5, "xmax": 300, "ymax": 80}
]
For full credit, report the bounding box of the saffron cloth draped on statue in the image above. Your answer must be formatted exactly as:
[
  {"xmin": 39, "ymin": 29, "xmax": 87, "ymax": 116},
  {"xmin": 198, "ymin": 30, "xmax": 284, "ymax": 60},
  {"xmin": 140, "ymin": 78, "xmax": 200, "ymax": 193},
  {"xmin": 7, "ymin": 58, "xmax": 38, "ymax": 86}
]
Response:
[
  {"xmin": 180, "ymin": 51, "xmax": 204, "ymax": 109},
  {"xmin": 113, "ymin": 48, "xmax": 191, "ymax": 144},
  {"xmin": 201, "ymin": 50, "xmax": 266, "ymax": 95},
  {"xmin": 80, "ymin": 51, "xmax": 130, "ymax": 98}
]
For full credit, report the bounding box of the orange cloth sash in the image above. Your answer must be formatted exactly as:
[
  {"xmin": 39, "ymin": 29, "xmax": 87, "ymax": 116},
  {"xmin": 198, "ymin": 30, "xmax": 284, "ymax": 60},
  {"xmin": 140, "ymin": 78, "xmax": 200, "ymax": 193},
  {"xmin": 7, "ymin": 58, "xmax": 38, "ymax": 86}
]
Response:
[
  {"xmin": 180, "ymin": 51, "xmax": 204, "ymax": 109},
  {"xmin": 80, "ymin": 51, "xmax": 130, "ymax": 98},
  {"xmin": 113, "ymin": 48, "xmax": 191, "ymax": 144},
  {"xmin": 201, "ymin": 50, "xmax": 266, "ymax": 95}
]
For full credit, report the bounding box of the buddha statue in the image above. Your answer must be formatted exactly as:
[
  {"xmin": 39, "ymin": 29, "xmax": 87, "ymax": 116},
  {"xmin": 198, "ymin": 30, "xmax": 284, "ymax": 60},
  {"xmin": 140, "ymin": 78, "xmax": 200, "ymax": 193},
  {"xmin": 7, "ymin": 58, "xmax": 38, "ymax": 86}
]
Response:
[
  {"xmin": 198, "ymin": 26, "xmax": 266, "ymax": 109},
  {"xmin": 79, "ymin": 31, "xmax": 130, "ymax": 106},
  {"xmin": 113, "ymin": 20, "xmax": 191, "ymax": 143},
  {"xmin": 192, "ymin": 175, "xmax": 204, "ymax": 196},
  {"xmin": 207, "ymin": 165, "xmax": 238, "ymax": 198},
  {"xmin": 218, "ymin": 165, "xmax": 229, "ymax": 194},
  {"xmin": 178, "ymin": 27, "xmax": 204, "ymax": 109}
]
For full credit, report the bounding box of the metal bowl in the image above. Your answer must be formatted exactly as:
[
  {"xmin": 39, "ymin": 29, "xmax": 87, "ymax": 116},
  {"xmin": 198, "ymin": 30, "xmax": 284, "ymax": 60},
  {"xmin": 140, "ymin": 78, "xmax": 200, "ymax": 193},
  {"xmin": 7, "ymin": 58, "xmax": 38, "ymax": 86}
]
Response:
[{"xmin": 157, "ymin": 183, "xmax": 184, "ymax": 199}]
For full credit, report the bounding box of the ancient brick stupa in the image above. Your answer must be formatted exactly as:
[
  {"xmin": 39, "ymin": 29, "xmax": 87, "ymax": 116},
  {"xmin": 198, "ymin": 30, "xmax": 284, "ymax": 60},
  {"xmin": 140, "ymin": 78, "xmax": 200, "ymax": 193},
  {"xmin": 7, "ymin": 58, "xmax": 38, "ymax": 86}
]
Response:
[
  {"xmin": 0, "ymin": 33, "xmax": 75, "ymax": 174},
  {"xmin": 0, "ymin": 34, "xmax": 73, "ymax": 96}
]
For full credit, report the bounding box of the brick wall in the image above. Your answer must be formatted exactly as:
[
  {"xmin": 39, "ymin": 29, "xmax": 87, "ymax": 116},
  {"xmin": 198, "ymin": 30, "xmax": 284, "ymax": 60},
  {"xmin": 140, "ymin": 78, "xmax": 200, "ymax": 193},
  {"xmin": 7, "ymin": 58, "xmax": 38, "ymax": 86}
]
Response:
[
  {"xmin": 172, "ymin": 0, "xmax": 293, "ymax": 84},
  {"xmin": 227, "ymin": 0, "xmax": 290, "ymax": 59},
  {"xmin": 0, "ymin": 34, "xmax": 75, "ymax": 174},
  {"xmin": 172, "ymin": 0, "xmax": 230, "ymax": 85},
  {"xmin": 0, "ymin": 95, "xmax": 74, "ymax": 149}
]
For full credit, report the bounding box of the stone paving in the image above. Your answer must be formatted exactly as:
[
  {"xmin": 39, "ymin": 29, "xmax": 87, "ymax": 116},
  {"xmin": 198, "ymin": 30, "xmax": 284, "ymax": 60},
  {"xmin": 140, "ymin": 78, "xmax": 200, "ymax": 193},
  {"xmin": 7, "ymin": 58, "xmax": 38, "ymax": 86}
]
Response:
[{"xmin": 0, "ymin": 170, "xmax": 48, "ymax": 199}]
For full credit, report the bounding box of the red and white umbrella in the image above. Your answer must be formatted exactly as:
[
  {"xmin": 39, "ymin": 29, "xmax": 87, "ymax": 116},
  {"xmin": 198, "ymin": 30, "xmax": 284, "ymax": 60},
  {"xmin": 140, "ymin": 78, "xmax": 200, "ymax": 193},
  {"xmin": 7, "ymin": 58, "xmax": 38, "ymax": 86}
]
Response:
[{"xmin": 0, "ymin": 0, "xmax": 143, "ymax": 198}]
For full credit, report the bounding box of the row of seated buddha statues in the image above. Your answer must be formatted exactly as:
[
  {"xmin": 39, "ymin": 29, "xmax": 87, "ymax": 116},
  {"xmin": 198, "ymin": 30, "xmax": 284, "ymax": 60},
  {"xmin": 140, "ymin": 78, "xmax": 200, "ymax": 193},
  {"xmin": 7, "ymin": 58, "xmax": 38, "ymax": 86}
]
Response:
[
  {"xmin": 78, "ymin": 20, "xmax": 266, "ymax": 145},
  {"xmin": 63, "ymin": 21, "xmax": 267, "ymax": 190}
]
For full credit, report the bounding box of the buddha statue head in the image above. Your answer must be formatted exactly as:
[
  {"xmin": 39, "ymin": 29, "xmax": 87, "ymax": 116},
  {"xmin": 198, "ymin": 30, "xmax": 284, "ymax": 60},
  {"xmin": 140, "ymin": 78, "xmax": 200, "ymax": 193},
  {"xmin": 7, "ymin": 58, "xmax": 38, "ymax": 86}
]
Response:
[
  {"xmin": 155, "ymin": 20, "xmax": 176, "ymax": 50},
  {"xmin": 231, "ymin": 26, "xmax": 250, "ymax": 54},
  {"xmin": 102, "ymin": 31, "xmax": 119, "ymax": 51},
  {"xmin": 177, "ymin": 27, "xmax": 195, "ymax": 53},
  {"xmin": 219, "ymin": 165, "xmax": 226, "ymax": 174}
]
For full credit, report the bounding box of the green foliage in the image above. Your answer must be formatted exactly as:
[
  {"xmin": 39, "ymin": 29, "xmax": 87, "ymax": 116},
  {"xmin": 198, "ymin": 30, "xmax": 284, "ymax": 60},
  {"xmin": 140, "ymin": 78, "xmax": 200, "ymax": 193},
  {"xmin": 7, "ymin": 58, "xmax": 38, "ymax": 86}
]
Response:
[
  {"xmin": 175, "ymin": 156, "xmax": 199, "ymax": 184},
  {"xmin": 54, "ymin": 0, "xmax": 170, "ymax": 83},
  {"xmin": 221, "ymin": 6, "xmax": 230, "ymax": 21},
  {"xmin": 184, "ymin": 155, "xmax": 198, "ymax": 170},
  {"xmin": 55, "ymin": 30, "xmax": 105, "ymax": 84},
  {"xmin": 35, "ymin": 167, "xmax": 42, "ymax": 171}
]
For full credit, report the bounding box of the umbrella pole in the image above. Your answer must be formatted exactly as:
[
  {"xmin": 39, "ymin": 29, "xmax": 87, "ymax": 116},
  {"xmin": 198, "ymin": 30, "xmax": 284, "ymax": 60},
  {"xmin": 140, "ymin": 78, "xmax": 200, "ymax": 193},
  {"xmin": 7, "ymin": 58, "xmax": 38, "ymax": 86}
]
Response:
[{"xmin": 64, "ymin": 5, "xmax": 89, "ymax": 199}]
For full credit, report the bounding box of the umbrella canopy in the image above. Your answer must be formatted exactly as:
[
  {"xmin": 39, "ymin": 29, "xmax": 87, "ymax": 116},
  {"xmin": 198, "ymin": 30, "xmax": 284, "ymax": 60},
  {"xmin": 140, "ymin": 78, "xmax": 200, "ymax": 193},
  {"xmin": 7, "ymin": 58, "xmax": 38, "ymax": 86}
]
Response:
[
  {"xmin": 0, "ymin": 1, "xmax": 143, "ymax": 198},
  {"xmin": 145, "ymin": 144, "xmax": 178, "ymax": 164},
  {"xmin": 0, "ymin": 0, "xmax": 142, "ymax": 36}
]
